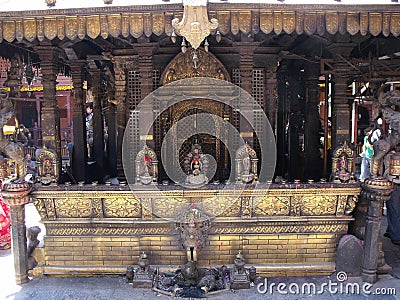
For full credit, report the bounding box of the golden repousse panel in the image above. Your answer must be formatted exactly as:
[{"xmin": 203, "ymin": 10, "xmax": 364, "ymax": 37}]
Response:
[
  {"xmin": 3, "ymin": 20, "xmax": 16, "ymax": 42},
  {"xmin": 202, "ymin": 196, "xmax": 241, "ymax": 217},
  {"xmin": 78, "ymin": 16, "xmax": 86, "ymax": 39},
  {"xmin": 391, "ymin": 13, "xmax": 400, "ymax": 37},
  {"xmin": 152, "ymin": 13, "xmax": 164, "ymax": 36},
  {"xmin": 283, "ymin": 12, "xmax": 295, "ymax": 34},
  {"xmin": 15, "ymin": 20, "xmax": 23, "ymax": 42},
  {"xmin": 100, "ymin": 15, "xmax": 108, "ymax": 39},
  {"xmin": 295, "ymin": 12, "xmax": 304, "ymax": 34},
  {"xmin": 217, "ymin": 11, "xmax": 230, "ymax": 35},
  {"xmin": 152, "ymin": 197, "xmax": 186, "ymax": 219},
  {"xmin": 360, "ymin": 13, "xmax": 368, "ymax": 36},
  {"xmin": 44, "ymin": 17, "xmax": 57, "ymax": 40},
  {"xmin": 369, "ymin": 13, "xmax": 382, "ymax": 37},
  {"xmin": 143, "ymin": 13, "xmax": 152, "ymax": 37},
  {"xmin": 316, "ymin": 12, "xmax": 325, "ymax": 36},
  {"xmin": 231, "ymin": 11, "xmax": 239, "ymax": 35},
  {"xmin": 130, "ymin": 13, "xmax": 143, "ymax": 38},
  {"xmin": 239, "ymin": 11, "xmax": 251, "ymax": 34},
  {"xmin": 260, "ymin": 11, "xmax": 273, "ymax": 34},
  {"xmin": 86, "ymin": 15, "xmax": 100, "ymax": 39},
  {"xmin": 346, "ymin": 13, "xmax": 359, "ymax": 36},
  {"xmin": 338, "ymin": 13, "xmax": 346, "ymax": 35},
  {"xmin": 304, "ymin": 13, "xmax": 316, "ymax": 35},
  {"xmin": 108, "ymin": 14, "xmax": 121, "ymax": 38},
  {"xmin": 103, "ymin": 197, "xmax": 141, "ymax": 218},
  {"xmin": 37, "ymin": 18, "xmax": 44, "ymax": 41},
  {"xmin": 253, "ymin": 196, "xmax": 290, "ymax": 216},
  {"xmin": 383, "ymin": 13, "xmax": 390, "ymax": 37},
  {"xmin": 301, "ymin": 195, "xmax": 337, "ymax": 215},
  {"xmin": 274, "ymin": 11, "xmax": 282, "ymax": 35},
  {"xmin": 23, "ymin": 18, "xmax": 36, "ymax": 42},
  {"xmin": 65, "ymin": 16, "xmax": 78, "ymax": 40},
  {"xmin": 57, "ymin": 17, "xmax": 65, "ymax": 40},
  {"xmin": 325, "ymin": 12, "xmax": 338, "ymax": 35},
  {"xmin": 55, "ymin": 198, "xmax": 92, "ymax": 218},
  {"xmin": 121, "ymin": 14, "xmax": 129, "ymax": 38}
]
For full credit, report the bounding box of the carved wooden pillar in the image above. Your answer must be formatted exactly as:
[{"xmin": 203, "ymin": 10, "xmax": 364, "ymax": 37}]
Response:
[
  {"xmin": 35, "ymin": 46, "xmax": 61, "ymax": 167},
  {"xmin": 87, "ymin": 62, "xmax": 105, "ymax": 181},
  {"xmin": 111, "ymin": 56, "xmax": 127, "ymax": 179},
  {"xmin": 69, "ymin": 60, "xmax": 87, "ymax": 182},
  {"xmin": 265, "ymin": 57, "xmax": 279, "ymax": 135},
  {"xmin": 236, "ymin": 43, "xmax": 258, "ymax": 145},
  {"xmin": 304, "ymin": 65, "xmax": 322, "ymax": 180},
  {"xmin": 328, "ymin": 44, "xmax": 354, "ymax": 150}
]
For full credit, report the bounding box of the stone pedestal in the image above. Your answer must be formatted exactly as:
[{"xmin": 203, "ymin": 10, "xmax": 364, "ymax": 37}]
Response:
[
  {"xmin": 2, "ymin": 183, "xmax": 31, "ymax": 284},
  {"xmin": 361, "ymin": 178, "xmax": 393, "ymax": 284}
]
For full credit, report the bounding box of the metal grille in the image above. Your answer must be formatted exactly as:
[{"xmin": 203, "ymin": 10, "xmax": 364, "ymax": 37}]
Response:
[
  {"xmin": 232, "ymin": 68, "xmax": 241, "ymax": 87},
  {"xmin": 252, "ymin": 69, "xmax": 265, "ymax": 161},
  {"xmin": 127, "ymin": 70, "xmax": 141, "ymax": 110},
  {"xmin": 252, "ymin": 69, "xmax": 264, "ymax": 109},
  {"xmin": 152, "ymin": 69, "xmax": 161, "ymax": 91},
  {"xmin": 128, "ymin": 110, "xmax": 140, "ymax": 161}
]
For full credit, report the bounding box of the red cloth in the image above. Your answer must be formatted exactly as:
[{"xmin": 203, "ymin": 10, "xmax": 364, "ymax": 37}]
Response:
[{"xmin": 0, "ymin": 196, "xmax": 11, "ymax": 244}]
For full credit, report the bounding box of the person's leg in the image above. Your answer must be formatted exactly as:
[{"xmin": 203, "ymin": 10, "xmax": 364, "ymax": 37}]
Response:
[{"xmin": 360, "ymin": 157, "xmax": 368, "ymax": 181}]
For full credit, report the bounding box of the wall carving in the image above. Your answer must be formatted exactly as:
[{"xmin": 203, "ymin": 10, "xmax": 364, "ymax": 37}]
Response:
[
  {"xmin": 32, "ymin": 184, "xmax": 360, "ymax": 220},
  {"xmin": 1, "ymin": 9, "xmax": 399, "ymax": 43}
]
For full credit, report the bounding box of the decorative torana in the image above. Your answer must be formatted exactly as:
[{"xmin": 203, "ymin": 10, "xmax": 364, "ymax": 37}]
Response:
[{"xmin": 161, "ymin": 48, "xmax": 229, "ymax": 85}]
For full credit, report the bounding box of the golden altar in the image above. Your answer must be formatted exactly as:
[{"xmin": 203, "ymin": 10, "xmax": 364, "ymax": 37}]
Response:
[{"xmin": 32, "ymin": 182, "xmax": 360, "ymax": 277}]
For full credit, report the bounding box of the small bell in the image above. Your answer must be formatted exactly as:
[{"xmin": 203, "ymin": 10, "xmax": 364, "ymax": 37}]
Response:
[
  {"xmin": 193, "ymin": 50, "xmax": 198, "ymax": 69},
  {"xmin": 181, "ymin": 37, "xmax": 187, "ymax": 53},
  {"xmin": 216, "ymin": 30, "xmax": 221, "ymax": 43},
  {"xmin": 204, "ymin": 38, "xmax": 209, "ymax": 52},
  {"xmin": 171, "ymin": 30, "xmax": 177, "ymax": 44}
]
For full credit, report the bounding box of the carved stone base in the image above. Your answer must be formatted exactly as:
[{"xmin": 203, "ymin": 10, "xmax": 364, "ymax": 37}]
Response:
[
  {"xmin": 230, "ymin": 273, "xmax": 250, "ymax": 290},
  {"xmin": 132, "ymin": 272, "xmax": 153, "ymax": 288}
]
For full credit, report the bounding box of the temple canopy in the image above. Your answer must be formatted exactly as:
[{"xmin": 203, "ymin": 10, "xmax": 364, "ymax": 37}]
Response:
[{"xmin": 0, "ymin": 0, "xmax": 397, "ymax": 11}]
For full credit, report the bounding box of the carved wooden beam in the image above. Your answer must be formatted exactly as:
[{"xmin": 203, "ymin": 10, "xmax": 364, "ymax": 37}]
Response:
[{"xmin": 1, "ymin": 8, "xmax": 400, "ymax": 43}]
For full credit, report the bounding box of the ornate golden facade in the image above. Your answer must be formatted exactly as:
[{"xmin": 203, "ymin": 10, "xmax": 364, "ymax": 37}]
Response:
[{"xmin": 32, "ymin": 184, "xmax": 360, "ymax": 276}]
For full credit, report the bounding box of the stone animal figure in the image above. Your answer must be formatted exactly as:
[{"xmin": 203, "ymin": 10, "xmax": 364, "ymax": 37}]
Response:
[
  {"xmin": 370, "ymin": 85, "xmax": 400, "ymax": 176},
  {"xmin": 126, "ymin": 265, "xmax": 134, "ymax": 283},
  {"xmin": 0, "ymin": 90, "xmax": 26, "ymax": 179}
]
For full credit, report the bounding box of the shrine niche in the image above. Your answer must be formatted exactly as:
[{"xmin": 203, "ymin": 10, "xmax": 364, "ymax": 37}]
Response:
[
  {"xmin": 35, "ymin": 147, "xmax": 59, "ymax": 185},
  {"xmin": 160, "ymin": 48, "xmax": 230, "ymax": 85},
  {"xmin": 184, "ymin": 143, "xmax": 209, "ymax": 186},
  {"xmin": 331, "ymin": 141, "xmax": 355, "ymax": 183},
  {"xmin": 135, "ymin": 144, "xmax": 158, "ymax": 185},
  {"xmin": 236, "ymin": 143, "xmax": 258, "ymax": 183},
  {"xmin": 0, "ymin": 158, "xmax": 17, "ymax": 181}
]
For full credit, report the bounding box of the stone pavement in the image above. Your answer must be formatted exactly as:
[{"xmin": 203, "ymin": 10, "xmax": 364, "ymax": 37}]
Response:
[{"xmin": 1, "ymin": 204, "xmax": 400, "ymax": 300}]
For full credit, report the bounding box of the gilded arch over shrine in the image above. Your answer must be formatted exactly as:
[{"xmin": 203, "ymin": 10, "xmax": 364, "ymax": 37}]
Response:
[{"xmin": 160, "ymin": 48, "xmax": 230, "ymax": 85}]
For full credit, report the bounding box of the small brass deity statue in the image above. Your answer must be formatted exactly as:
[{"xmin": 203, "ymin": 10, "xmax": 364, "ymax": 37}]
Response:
[
  {"xmin": 35, "ymin": 146, "xmax": 59, "ymax": 185},
  {"xmin": 236, "ymin": 143, "xmax": 258, "ymax": 183},
  {"xmin": 331, "ymin": 141, "xmax": 354, "ymax": 183},
  {"xmin": 184, "ymin": 143, "xmax": 209, "ymax": 185},
  {"xmin": 135, "ymin": 145, "xmax": 158, "ymax": 185}
]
